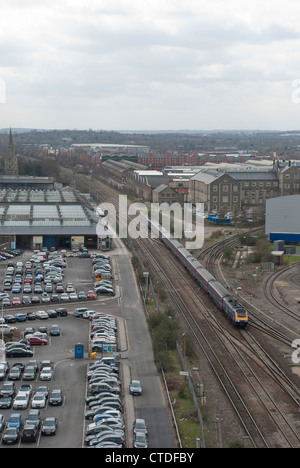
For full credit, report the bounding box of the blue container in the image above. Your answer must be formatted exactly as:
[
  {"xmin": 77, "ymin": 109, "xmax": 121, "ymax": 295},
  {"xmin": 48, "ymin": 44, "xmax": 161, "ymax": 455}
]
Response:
[{"xmin": 74, "ymin": 344, "xmax": 84, "ymax": 359}]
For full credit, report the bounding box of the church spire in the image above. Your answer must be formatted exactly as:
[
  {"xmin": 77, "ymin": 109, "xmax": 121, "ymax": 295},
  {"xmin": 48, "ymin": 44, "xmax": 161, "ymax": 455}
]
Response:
[
  {"xmin": 5, "ymin": 128, "xmax": 19, "ymax": 176},
  {"xmin": 9, "ymin": 127, "xmax": 13, "ymax": 148}
]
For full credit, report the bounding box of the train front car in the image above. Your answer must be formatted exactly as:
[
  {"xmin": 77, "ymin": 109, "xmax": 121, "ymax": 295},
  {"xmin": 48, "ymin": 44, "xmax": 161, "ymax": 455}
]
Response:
[{"xmin": 222, "ymin": 296, "xmax": 248, "ymax": 328}]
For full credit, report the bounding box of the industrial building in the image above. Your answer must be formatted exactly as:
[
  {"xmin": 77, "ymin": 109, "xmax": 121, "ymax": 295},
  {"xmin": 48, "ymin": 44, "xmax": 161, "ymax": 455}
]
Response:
[
  {"xmin": 265, "ymin": 194, "xmax": 300, "ymax": 243},
  {"xmin": 0, "ymin": 187, "xmax": 112, "ymax": 251}
]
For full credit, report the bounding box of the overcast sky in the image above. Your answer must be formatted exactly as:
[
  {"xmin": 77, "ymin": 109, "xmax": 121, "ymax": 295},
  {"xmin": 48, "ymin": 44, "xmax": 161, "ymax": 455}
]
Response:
[{"xmin": 1, "ymin": 0, "xmax": 300, "ymax": 131}]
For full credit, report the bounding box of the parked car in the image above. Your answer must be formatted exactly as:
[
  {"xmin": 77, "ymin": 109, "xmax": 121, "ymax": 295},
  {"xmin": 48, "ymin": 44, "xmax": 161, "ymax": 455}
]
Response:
[
  {"xmin": 2, "ymin": 426, "xmax": 20, "ymax": 445},
  {"xmin": 39, "ymin": 367, "xmax": 53, "ymax": 381},
  {"xmin": 23, "ymin": 367, "xmax": 36, "ymax": 381},
  {"xmin": 87, "ymin": 290, "xmax": 96, "ymax": 299},
  {"xmin": 50, "ymin": 324, "xmax": 60, "ymax": 336},
  {"xmin": 0, "ymin": 382, "xmax": 16, "ymax": 398},
  {"xmin": 129, "ymin": 379, "xmax": 142, "ymax": 396},
  {"xmin": 12, "ymin": 297, "xmax": 21, "ymax": 306},
  {"xmin": 133, "ymin": 418, "xmax": 147, "ymax": 435},
  {"xmin": 6, "ymin": 348, "xmax": 33, "ymax": 358},
  {"xmin": 21, "ymin": 424, "xmax": 39, "ymax": 442},
  {"xmin": 35, "ymin": 310, "xmax": 49, "ymax": 320},
  {"xmin": 49, "ymin": 389, "xmax": 63, "ymax": 406},
  {"xmin": 7, "ymin": 413, "xmax": 22, "ymax": 429},
  {"xmin": 13, "ymin": 392, "xmax": 30, "ymax": 410},
  {"xmin": 41, "ymin": 417, "xmax": 58, "ymax": 436},
  {"xmin": 8, "ymin": 367, "xmax": 22, "ymax": 381},
  {"xmin": 31, "ymin": 393, "xmax": 46, "ymax": 409},
  {"xmin": 25, "ymin": 409, "xmax": 41, "ymax": 429},
  {"xmin": 27, "ymin": 336, "xmax": 48, "ymax": 346}
]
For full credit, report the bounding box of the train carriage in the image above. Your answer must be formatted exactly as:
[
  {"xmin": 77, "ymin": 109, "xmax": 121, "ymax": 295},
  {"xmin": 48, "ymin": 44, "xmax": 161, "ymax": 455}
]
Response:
[
  {"xmin": 207, "ymin": 281, "xmax": 231, "ymax": 307},
  {"xmin": 168, "ymin": 239, "xmax": 183, "ymax": 257},
  {"xmin": 196, "ymin": 268, "xmax": 216, "ymax": 291},
  {"xmin": 186, "ymin": 258, "xmax": 203, "ymax": 278},
  {"xmin": 176, "ymin": 246, "xmax": 194, "ymax": 266}
]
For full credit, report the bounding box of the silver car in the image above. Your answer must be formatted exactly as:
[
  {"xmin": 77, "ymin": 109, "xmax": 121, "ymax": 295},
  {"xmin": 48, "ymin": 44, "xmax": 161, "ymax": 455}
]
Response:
[{"xmin": 134, "ymin": 431, "xmax": 148, "ymax": 448}]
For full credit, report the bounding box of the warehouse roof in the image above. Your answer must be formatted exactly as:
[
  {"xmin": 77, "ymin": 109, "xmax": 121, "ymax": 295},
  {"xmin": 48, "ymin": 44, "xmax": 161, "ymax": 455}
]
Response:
[{"xmin": 0, "ymin": 187, "xmax": 111, "ymax": 238}]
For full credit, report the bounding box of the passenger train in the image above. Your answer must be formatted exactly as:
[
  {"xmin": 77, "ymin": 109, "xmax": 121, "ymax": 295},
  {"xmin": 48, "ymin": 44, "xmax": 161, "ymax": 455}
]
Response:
[{"xmin": 148, "ymin": 219, "xmax": 248, "ymax": 328}]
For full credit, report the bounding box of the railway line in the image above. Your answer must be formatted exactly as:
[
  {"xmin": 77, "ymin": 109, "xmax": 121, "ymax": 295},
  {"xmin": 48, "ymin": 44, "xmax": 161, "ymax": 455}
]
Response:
[
  {"xmin": 61, "ymin": 166, "xmax": 300, "ymax": 447},
  {"xmin": 139, "ymin": 238, "xmax": 300, "ymax": 448}
]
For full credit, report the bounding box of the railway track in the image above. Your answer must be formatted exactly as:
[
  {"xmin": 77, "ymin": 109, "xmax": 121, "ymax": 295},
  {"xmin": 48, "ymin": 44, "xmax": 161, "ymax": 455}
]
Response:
[
  {"xmin": 263, "ymin": 264, "xmax": 300, "ymax": 323},
  {"xmin": 141, "ymin": 239, "xmax": 300, "ymax": 447},
  {"xmin": 62, "ymin": 166, "xmax": 300, "ymax": 447}
]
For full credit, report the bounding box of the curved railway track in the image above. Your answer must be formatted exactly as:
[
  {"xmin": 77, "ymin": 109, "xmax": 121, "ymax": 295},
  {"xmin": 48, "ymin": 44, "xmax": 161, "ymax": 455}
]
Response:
[{"xmin": 62, "ymin": 167, "xmax": 300, "ymax": 447}]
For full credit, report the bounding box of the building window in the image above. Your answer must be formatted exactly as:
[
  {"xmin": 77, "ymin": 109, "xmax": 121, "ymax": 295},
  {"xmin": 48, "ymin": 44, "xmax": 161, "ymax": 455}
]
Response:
[{"xmin": 222, "ymin": 196, "xmax": 229, "ymax": 203}]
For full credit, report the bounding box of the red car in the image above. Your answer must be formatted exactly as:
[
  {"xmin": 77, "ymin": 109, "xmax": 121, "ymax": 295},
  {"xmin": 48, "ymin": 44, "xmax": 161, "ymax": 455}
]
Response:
[
  {"xmin": 27, "ymin": 336, "xmax": 48, "ymax": 346},
  {"xmin": 12, "ymin": 297, "xmax": 21, "ymax": 306},
  {"xmin": 87, "ymin": 291, "xmax": 96, "ymax": 300}
]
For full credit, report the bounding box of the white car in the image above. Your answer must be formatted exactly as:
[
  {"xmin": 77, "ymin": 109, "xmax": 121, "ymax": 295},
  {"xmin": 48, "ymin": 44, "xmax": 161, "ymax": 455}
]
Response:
[
  {"xmin": 40, "ymin": 367, "xmax": 53, "ymax": 381},
  {"xmin": 66, "ymin": 284, "xmax": 75, "ymax": 293},
  {"xmin": 31, "ymin": 393, "xmax": 46, "ymax": 408},
  {"xmin": 13, "ymin": 392, "xmax": 29, "ymax": 410},
  {"xmin": 60, "ymin": 293, "xmax": 70, "ymax": 301},
  {"xmin": 69, "ymin": 293, "xmax": 78, "ymax": 301},
  {"xmin": 35, "ymin": 310, "xmax": 49, "ymax": 320}
]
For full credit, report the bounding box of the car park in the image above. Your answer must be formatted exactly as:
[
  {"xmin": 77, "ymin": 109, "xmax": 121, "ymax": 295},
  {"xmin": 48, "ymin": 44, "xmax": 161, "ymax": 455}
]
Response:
[{"xmin": 0, "ymin": 250, "xmax": 126, "ymax": 448}]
